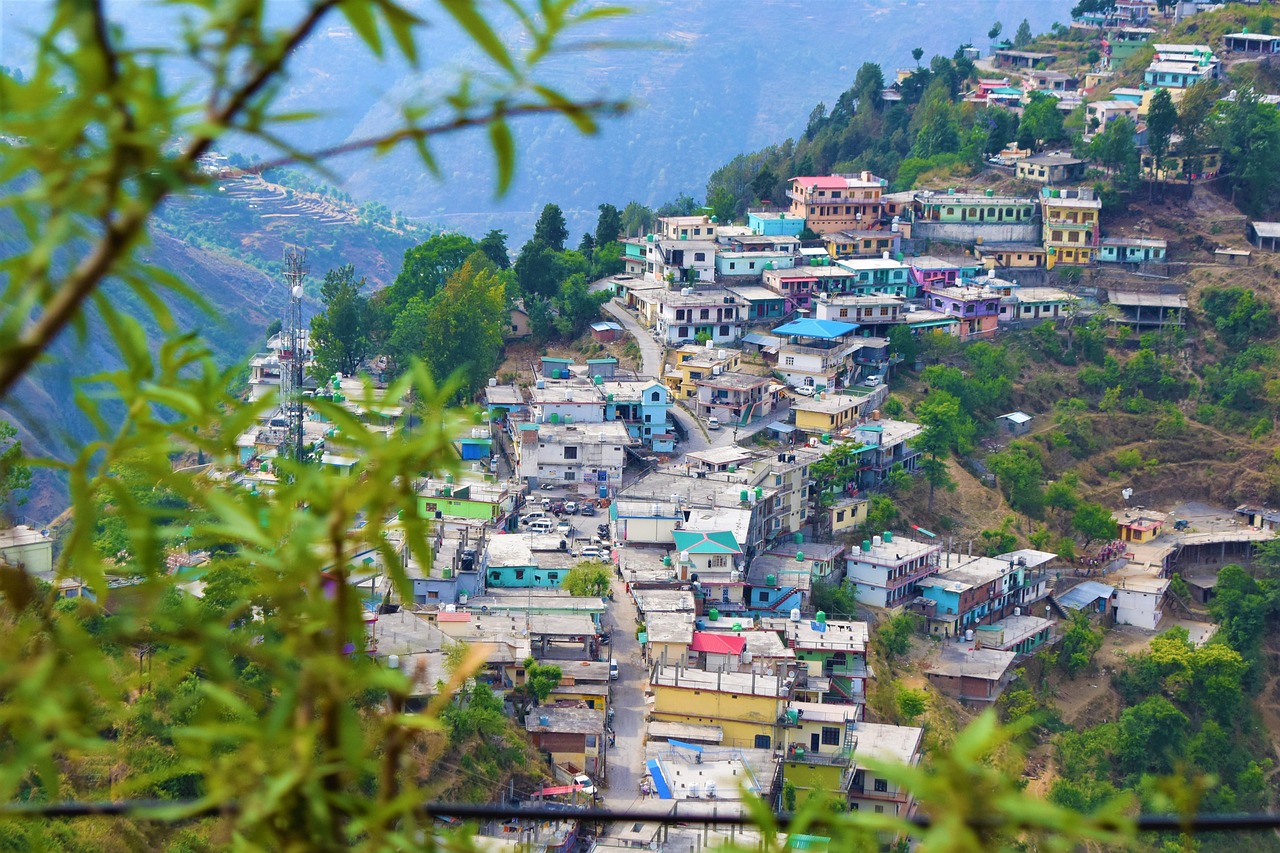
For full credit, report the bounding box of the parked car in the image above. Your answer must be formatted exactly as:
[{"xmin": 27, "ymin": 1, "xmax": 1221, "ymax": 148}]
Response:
[
  {"xmin": 573, "ymin": 773, "xmax": 597, "ymax": 796},
  {"xmin": 792, "ymin": 385, "xmax": 815, "ymax": 397},
  {"xmin": 564, "ymin": 501, "xmax": 578, "ymax": 514},
  {"xmin": 707, "ymin": 416, "xmax": 721, "ymax": 430},
  {"xmin": 550, "ymin": 500, "xmax": 566, "ymax": 514},
  {"xmin": 557, "ymin": 520, "xmax": 573, "ymax": 535},
  {"xmin": 521, "ymin": 512, "xmax": 548, "ymax": 526},
  {"xmin": 863, "ymin": 374, "xmax": 883, "ymax": 387},
  {"xmin": 578, "ymin": 503, "xmax": 596, "ymax": 517},
  {"xmin": 540, "ymin": 497, "xmax": 552, "ymax": 510}
]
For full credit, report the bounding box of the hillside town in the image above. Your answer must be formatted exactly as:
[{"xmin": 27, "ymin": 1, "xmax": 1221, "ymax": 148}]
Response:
[{"xmin": 9, "ymin": 1, "xmax": 1280, "ymax": 851}]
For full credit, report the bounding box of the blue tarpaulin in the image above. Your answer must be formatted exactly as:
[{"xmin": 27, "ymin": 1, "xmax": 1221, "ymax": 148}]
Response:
[
  {"xmin": 667, "ymin": 739, "xmax": 704, "ymax": 754},
  {"xmin": 646, "ymin": 758, "xmax": 673, "ymax": 799}
]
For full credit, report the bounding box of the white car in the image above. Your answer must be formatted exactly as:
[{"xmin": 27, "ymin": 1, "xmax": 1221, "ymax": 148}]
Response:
[
  {"xmin": 707, "ymin": 416, "xmax": 721, "ymax": 430},
  {"xmin": 863, "ymin": 374, "xmax": 884, "ymax": 387},
  {"xmin": 792, "ymin": 386, "xmax": 815, "ymax": 397},
  {"xmin": 557, "ymin": 520, "xmax": 573, "ymax": 536},
  {"xmin": 573, "ymin": 773, "xmax": 597, "ymax": 796},
  {"xmin": 564, "ymin": 501, "xmax": 578, "ymax": 514}
]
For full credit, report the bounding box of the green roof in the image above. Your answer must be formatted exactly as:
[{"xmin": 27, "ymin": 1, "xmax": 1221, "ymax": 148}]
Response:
[{"xmin": 672, "ymin": 530, "xmax": 743, "ymax": 555}]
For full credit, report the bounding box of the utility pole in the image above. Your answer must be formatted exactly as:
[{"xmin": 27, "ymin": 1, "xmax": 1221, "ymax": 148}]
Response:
[{"xmin": 281, "ymin": 247, "xmax": 308, "ymax": 465}]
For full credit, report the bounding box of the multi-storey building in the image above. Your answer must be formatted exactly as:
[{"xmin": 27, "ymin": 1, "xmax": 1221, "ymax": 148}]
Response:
[
  {"xmin": 773, "ymin": 318, "xmax": 861, "ymax": 391},
  {"xmin": 787, "ymin": 172, "xmax": 888, "ymax": 235},
  {"xmin": 762, "ymin": 264, "xmax": 860, "ymax": 313},
  {"xmin": 913, "ymin": 549, "xmax": 1055, "ymax": 639},
  {"xmin": 810, "ymin": 293, "xmax": 905, "ymax": 329},
  {"xmin": 693, "ymin": 371, "xmax": 776, "ymax": 426},
  {"xmin": 1041, "ymin": 187, "xmax": 1102, "ymax": 268},
  {"xmin": 923, "ymin": 283, "xmax": 1003, "ymax": 341},
  {"xmin": 633, "ymin": 287, "xmax": 744, "ymax": 346},
  {"xmin": 764, "ymin": 615, "xmax": 871, "ymax": 704},
  {"xmin": 510, "ymin": 420, "xmax": 632, "ymax": 491},
  {"xmin": 845, "ymin": 531, "xmax": 941, "ymax": 609}
]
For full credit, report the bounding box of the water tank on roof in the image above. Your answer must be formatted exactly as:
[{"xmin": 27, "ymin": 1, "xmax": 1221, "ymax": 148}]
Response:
[
  {"xmin": 539, "ymin": 715, "xmax": 549, "ymax": 726},
  {"xmin": 795, "ymin": 552, "xmax": 804, "ymax": 563},
  {"xmin": 965, "ymin": 629, "xmax": 975, "ymax": 642},
  {"xmin": 790, "ymin": 608, "xmax": 802, "ymax": 622},
  {"xmin": 489, "ymin": 377, "xmax": 498, "ymax": 387},
  {"xmin": 862, "ymin": 539, "xmax": 871, "ymax": 552},
  {"xmin": 766, "ymin": 574, "xmax": 777, "ymax": 586},
  {"xmin": 873, "ymin": 535, "xmax": 882, "ymax": 547},
  {"xmin": 536, "ymin": 379, "xmax": 546, "ymax": 389},
  {"xmin": 709, "ymin": 608, "xmax": 720, "ymax": 621},
  {"xmin": 444, "ymin": 604, "xmax": 456, "ymax": 612}
]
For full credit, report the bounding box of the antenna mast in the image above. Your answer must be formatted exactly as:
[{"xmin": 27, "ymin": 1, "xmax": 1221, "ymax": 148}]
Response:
[{"xmin": 281, "ymin": 247, "xmax": 308, "ymax": 464}]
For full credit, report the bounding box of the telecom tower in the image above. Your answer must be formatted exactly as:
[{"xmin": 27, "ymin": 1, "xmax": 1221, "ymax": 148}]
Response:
[{"xmin": 280, "ymin": 247, "xmax": 308, "ymax": 464}]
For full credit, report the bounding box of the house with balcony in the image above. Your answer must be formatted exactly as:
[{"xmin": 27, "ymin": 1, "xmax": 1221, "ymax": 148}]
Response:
[
  {"xmin": 765, "ymin": 615, "xmax": 870, "ymax": 705},
  {"xmin": 762, "ymin": 265, "xmax": 860, "ymax": 313},
  {"xmin": 511, "ymin": 420, "xmax": 631, "ymax": 492},
  {"xmin": 778, "ymin": 702, "xmax": 861, "ymax": 806},
  {"xmin": 1099, "ymin": 236, "xmax": 1168, "ymax": 265},
  {"xmin": 913, "ymin": 550, "xmax": 1055, "ymax": 639},
  {"xmin": 975, "ymin": 613, "xmax": 1056, "ymax": 657},
  {"xmin": 793, "ymin": 394, "xmax": 866, "ymax": 438},
  {"xmin": 599, "ymin": 379, "xmax": 672, "ymax": 446},
  {"xmin": 634, "ymin": 287, "xmax": 744, "ymax": 346},
  {"xmin": 650, "ymin": 666, "xmax": 791, "ymax": 749},
  {"xmin": 832, "ymin": 257, "xmax": 917, "ymax": 298},
  {"xmin": 743, "ymin": 555, "xmax": 810, "ymax": 615},
  {"xmin": 694, "ymin": 371, "xmax": 776, "ymax": 426},
  {"xmin": 664, "ymin": 345, "xmax": 741, "ymax": 401},
  {"xmin": 907, "ymin": 255, "xmax": 967, "ymax": 291},
  {"xmin": 911, "ymin": 190, "xmax": 1041, "ymax": 245},
  {"xmin": 850, "ymin": 418, "xmax": 922, "ymax": 491},
  {"xmin": 1022, "ymin": 69, "xmax": 1078, "ymax": 93},
  {"xmin": 645, "ymin": 239, "xmax": 718, "ymax": 285},
  {"xmin": 822, "ymin": 229, "xmax": 902, "ymax": 260},
  {"xmin": 773, "ymin": 318, "xmax": 862, "ymax": 391},
  {"xmin": 1041, "ymin": 187, "xmax": 1101, "ymax": 268},
  {"xmin": 845, "ymin": 531, "xmax": 941, "ymax": 609},
  {"xmin": 998, "ymin": 286, "xmax": 1076, "ymax": 325},
  {"xmin": 923, "ymin": 282, "xmax": 1003, "ymax": 341},
  {"xmin": 656, "ymin": 214, "xmax": 719, "ymax": 241},
  {"xmin": 766, "ymin": 538, "xmax": 847, "ymax": 583},
  {"xmin": 1139, "ymin": 144, "xmax": 1222, "ymax": 182},
  {"xmin": 672, "ymin": 529, "xmax": 745, "ymax": 581},
  {"xmin": 525, "ymin": 706, "xmax": 606, "ymax": 780},
  {"xmin": 846, "ymin": 722, "xmax": 924, "ymax": 819},
  {"xmin": 726, "ymin": 284, "xmax": 789, "ymax": 323},
  {"xmin": 1016, "ymin": 152, "xmax": 1088, "ymax": 183},
  {"xmin": 810, "ymin": 292, "xmax": 905, "ymax": 330},
  {"xmin": 787, "ymin": 173, "xmax": 888, "ymax": 235}
]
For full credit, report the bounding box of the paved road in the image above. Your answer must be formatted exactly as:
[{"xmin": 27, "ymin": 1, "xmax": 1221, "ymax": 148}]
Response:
[{"xmin": 600, "ymin": 573, "xmax": 648, "ymax": 821}]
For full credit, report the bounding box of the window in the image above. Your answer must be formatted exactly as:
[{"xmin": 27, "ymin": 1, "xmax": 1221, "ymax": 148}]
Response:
[
  {"xmin": 548, "ymin": 572, "xmax": 558, "ymax": 582},
  {"xmin": 784, "ymin": 356, "xmax": 794, "ymax": 366},
  {"xmin": 754, "ymin": 735, "xmax": 772, "ymax": 749},
  {"xmin": 729, "ymin": 262, "xmax": 736, "ymax": 270},
  {"xmin": 874, "ymin": 778, "xmax": 889, "ymax": 793},
  {"xmin": 700, "ymin": 309, "xmax": 710, "ymax": 320},
  {"xmin": 564, "ymin": 472, "xmax": 576, "ymax": 481},
  {"xmin": 426, "ymin": 590, "xmax": 439, "ymax": 600},
  {"xmin": 749, "ymin": 262, "xmax": 756, "ymax": 270},
  {"xmin": 821, "ymin": 727, "xmax": 840, "ymax": 745},
  {"xmin": 694, "ymin": 252, "xmax": 705, "ymax": 262},
  {"xmin": 759, "ymin": 590, "xmax": 769, "ymax": 602},
  {"xmin": 710, "ymin": 555, "xmax": 728, "ymax": 568},
  {"xmin": 679, "ymin": 326, "xmax": 688, "ymax": 337},
  {"xmin": 515, "ymin": 570, "xmax": 525, "ymax": 580},
  {"xmin": 564, "ymin": 447, "xmax": 578, "ymax": 460},
  {"xmin": 874, "ymin": 805, "xmax": 885, "ymax": 814}
]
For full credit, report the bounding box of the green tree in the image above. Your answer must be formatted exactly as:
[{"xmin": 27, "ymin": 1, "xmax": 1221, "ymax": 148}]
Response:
[
  {"xmin": 534, "ymin": 203, "xmax": 569, "ymax": 251},
  {"xmin": 853, "ymin": 62, "xmax": 886, "ymax": 113},
  {"xmin": 621, "ymin": 201, "xmax": 654, "ymax": 237},
  {"xmin": 387, "ymin": 294, "xmax": 433, "ymax": 372},
  {"xmin": 1058, "ymin": 611, "xmax": 1103, "ymax": 676},
  {"xmin": 1145, "ymin": 87, "xmax": 1177, "ymax": 197},
  {"xmin": 310, "ymin": 264, "xmax": 371, "ymax": 378},
  {"xmin": 521, "ymin": 657, "xmax": 563, "ymax": 704},
  {"xmin": 514, "ymin": 239, "xmax": 563, "ymax": 298},
  {"xmin": 595, "ymin": 203, "xmax": 623, "ymax": 247},
  {"xmin": 0, "ymin": 420, "xmax": 31, "ymax": 518},
  {"xmin": 478, "ymin": 229, "xmax": 511, "ymax": 269},
  {"xmin": 578, "ymin": 232, "xmax": 596, "ymax": 261},
  {"xmin": 878, "ymin": 612, "xmax": 919, "ymax": 659},
  {"xmin": 811, "ymin": 579, "xmax": 858, "ymax": 619},
  {"xmin": 1044, "ymin": 473, "xmax": 1081, "ymax": 515},
  {"xmin": 1176, "ymin": 80, "xmax": 1219, "ymax": 186},
  {"xmin": 898, "ymin": 688, "xmax": 929, "ymax": 721},
  {"xmin": 1071, "ymin": 501, "xmax": 1117, "ymax": 548},
  {"xmin": 421, "ymin": 255, "xmax": 507, "ymax": 400},
  {"xmin": 1014, "ymin": 19, "xmax": 1033, "ymax": 48},
  {"xmin": 385, "ymin": 233, "xmax": 477, "ymax": 311},
  {"xmin": 911, "ymin": 47, "xmax": 924, "ymax": 66},
  {"xmin": 564, "ymin": 562, "xmax": 611, "ymax": 596},
  {"xmin": 988, "ymin": 22, "xmax": 1003, "ymax": 41},
  {"xmin": 988, "ymin": 442, "xmax": 1045, "ymax": 516},
  {"xmin": 1019, "ymin": 92, "xmax": 1066, "ymax": 148}
]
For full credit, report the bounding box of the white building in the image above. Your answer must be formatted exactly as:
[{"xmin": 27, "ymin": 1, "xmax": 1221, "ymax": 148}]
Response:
[
  {"xmin": 511, "ymin": 420, "xmax": 632, "ymax": 490},
  {"xmin": 845, "ymin": 532, "xmax": 941, "ymax": 608},
  {"xmin": 777, "ymin": 339, "xmax": 863, "ymax": 391},
  {"xmin": 1113, "ymin": 575, "xmax": 1168, "ymax": 630},
  {"xmin": 634, "ymin": 288, "xmax": 745, "ymax": 346},
  {"xmin": 810, "ymin": 293, "xmax": 906, "ymax": 325}
]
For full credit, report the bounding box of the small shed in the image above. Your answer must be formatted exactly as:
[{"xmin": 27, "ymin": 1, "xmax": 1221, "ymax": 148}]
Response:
[
  {"xmin": 996, "ymin": 411, "xmax": 1033, "ymax": 436},
  {"xmin": 590, "ymin": 321, "xmax": 624, "ymax": 343},
  {"xmin": 1248, "ymin": 221, "xmax": 1280, "ymax": 251},
  {"xmin": 1215, "ymin": 247, "xmax": 1252, "ymax": 266}
]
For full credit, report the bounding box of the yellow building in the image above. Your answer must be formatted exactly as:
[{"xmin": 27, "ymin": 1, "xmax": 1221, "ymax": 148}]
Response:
[
  {"xmin": 645, "ymin": 612, "xmax": 695, "ymax": 668},
  {"xmin": 825, "ymin": 495, "xmax": 869, "ymax": 535},
  {"xmin": 976, "ymin": 242, "xmax": 1047, "ymax": 270},
  {"xmin": 663, "ymin": 345, "xmax": 741, "ymax": 400},
  {"xmin": 650, "ymin": 666, "xmax": 789, "ymax": 750},
  {"xmin": 525, "ymin": 706, "xmax": 606, "ymax": 778},
  {"xmin": 1041, "ymin": 189, "xmax": 1101, "ymax": 269},
  {"xmin": 1140, "ymin": 148, "xmax": 1222, "ymax": 182},
  {"xmin": 793, "ymin": 395, "xmax": 865, "ymax": 436}
]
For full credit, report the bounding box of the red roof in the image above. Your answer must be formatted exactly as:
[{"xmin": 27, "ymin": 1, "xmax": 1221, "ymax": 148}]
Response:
[
  {"xmin": 438, "ymin": 612, "xmax": 472, "ymax": 623},
  {"xmin": 690, "ymin": 632, "xmax": 746, "ymax": 655},
  {"xmin": 790, "ymin": 175, "xmax": 847, "ymax": 190}
]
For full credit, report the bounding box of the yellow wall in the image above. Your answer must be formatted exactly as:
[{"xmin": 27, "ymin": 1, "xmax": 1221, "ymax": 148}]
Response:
[
  {"xmin": 828, "ymin": 499, "xmax": 869, "ymax": 534},
  {"xmin": 649, "ymin": 641, "xmax": 691, "ymax": 668},
  {"xmin": 652, "ymin": 685, "xmax": 782, "ymax": 747},
  {"xmin": 795, "ymin": 408, "xmax": 855, "ymax": 434}
]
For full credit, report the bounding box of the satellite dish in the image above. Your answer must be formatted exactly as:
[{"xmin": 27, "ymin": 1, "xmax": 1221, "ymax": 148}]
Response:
[{"xmin": 480, "ymin": 605, "xmax": 489, "ymax": 614}]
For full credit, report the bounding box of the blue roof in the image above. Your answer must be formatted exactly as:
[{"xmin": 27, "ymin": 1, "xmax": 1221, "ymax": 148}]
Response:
[
  {"xmin": 771, "ymin": 318, "xmax": 859, "ymax": 339},
  {"xmin": 1057, "ymin": 581, "xmax": 1115, "ymax": 611}
]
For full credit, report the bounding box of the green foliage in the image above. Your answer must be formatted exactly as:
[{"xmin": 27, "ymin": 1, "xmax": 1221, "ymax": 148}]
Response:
[
  {"xmin": 979, "ymin": 516, "xmax": 1018, "ymax": 557},
  {"xmin": 1072, "ymin": 501, "xmax": 1117, "ymax": 548},
  {"xmin": 1200, "ymin": 286, "xmax": 1276, "ymax": 349},
  {"xmin": 520, "ymin": 657, "xmax": 563, "ymax": 704},
  {"xmin": 310, "ymin": 265, "xmax": 373, "ymax": 379},
  {"xmin": 563, "ymin": 562, "xmax": 611, "ymax": 597},
  {"xmin": 877, "ymin": 612, "xmax": 920, "ymax": 660},
  {"xmin": 384, "ymin": 233, "xmax": 478, "ymax": 312},
  {"xmin": 478, "ymin": 229, "xmax": 511, "ymax": 270},
  {"xmin": 1059, "ymin": 611, "xmax": 1104, "ymax": 677},
  {"xmin": 897, "ymin": 688, "xmax": 928, "ymax": 721},
  {"xmin": 0, "ymin": 420, "xmax": 31, "ymax": 517},
  {"xmin": 987, "ymin": 441, "xmax": 1045, "ymax": 517},
  {"xmin": 533, "ymin": 203, "xmax": 569, "ymax": 251},
  {"xmin": 1019, "ymin": 92, "xmax": 1067, "ymax": 148},
  {"xmin": 595, "ymin": 204, "xmax": 623, "ymax": 247},
  {"xmin": 810, "ymin": 578, "xmax": 858, "ymax": 619}
]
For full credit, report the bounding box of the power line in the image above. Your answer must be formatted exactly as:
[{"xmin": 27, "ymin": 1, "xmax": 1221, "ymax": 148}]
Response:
[{"xmin": 4, "ymin": 799, "xmax": 1280, "ymax": 835}]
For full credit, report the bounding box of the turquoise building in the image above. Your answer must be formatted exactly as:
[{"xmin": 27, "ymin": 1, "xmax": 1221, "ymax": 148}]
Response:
[{"xmin": 749, "ymin": 211, "xmax": 806, "ymax": 237}]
